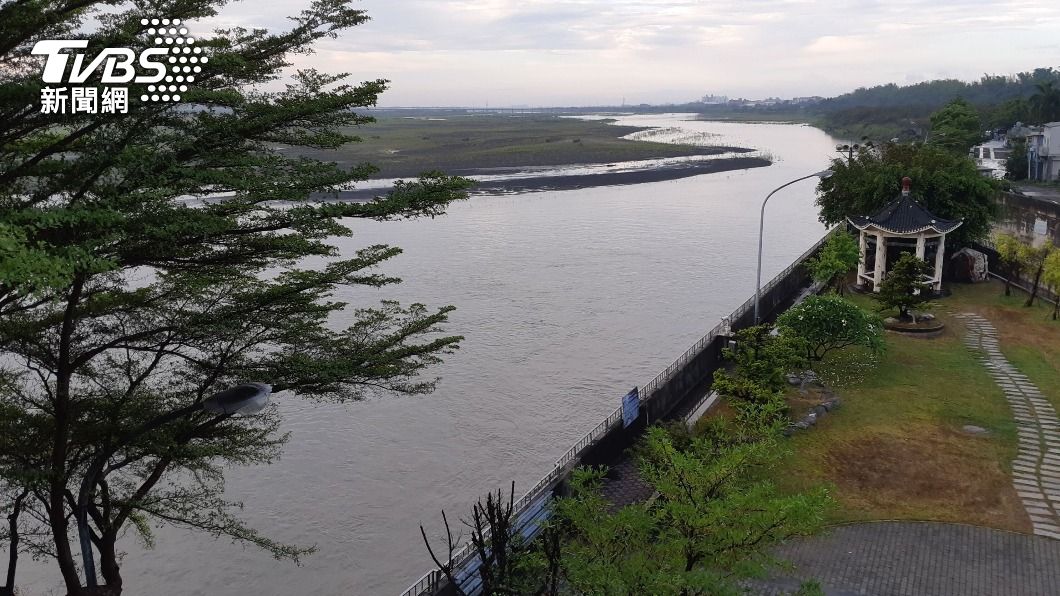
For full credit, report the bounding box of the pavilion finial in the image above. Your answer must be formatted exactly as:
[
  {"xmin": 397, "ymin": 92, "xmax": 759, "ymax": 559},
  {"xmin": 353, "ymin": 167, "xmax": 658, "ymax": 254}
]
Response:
[{"xmin": 901, "ymin": 176, "xmax": 912, "ymax": 196}]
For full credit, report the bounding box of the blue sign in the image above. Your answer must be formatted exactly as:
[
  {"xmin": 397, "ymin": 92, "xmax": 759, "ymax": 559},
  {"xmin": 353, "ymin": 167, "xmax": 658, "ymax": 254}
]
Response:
[{"xmin": 622, "ymin": 387, "xmax": 640, "ymax": 428}]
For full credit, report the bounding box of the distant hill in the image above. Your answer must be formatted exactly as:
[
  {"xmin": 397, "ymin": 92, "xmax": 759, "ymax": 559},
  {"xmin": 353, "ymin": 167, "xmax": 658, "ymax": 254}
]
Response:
[{"xmin": 809, "ymin": 67, "xmax": 1060, "ymax": 141}]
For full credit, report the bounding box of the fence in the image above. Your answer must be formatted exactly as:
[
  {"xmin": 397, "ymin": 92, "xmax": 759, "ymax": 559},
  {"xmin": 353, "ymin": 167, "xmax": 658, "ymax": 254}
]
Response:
[{"xmin": 399, "ymin": 229, "xmax": 836, "ymax": 596}]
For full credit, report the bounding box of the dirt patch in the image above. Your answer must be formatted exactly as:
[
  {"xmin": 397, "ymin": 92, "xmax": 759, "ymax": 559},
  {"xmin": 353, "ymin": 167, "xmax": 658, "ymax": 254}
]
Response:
[{"xmin": 824, "ymin": 426, "xmax": 1029, "ymax": 532}]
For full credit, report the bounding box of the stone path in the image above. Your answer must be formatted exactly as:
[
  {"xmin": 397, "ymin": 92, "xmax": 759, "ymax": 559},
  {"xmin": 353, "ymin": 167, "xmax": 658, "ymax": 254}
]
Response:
[
  {"xmin": 956, "ymin": 312, "xmax": 1060, "ymax": 539},
  {"xmin": 747, "ymin": 521, "xmax": 1060, "ymax": 595}
]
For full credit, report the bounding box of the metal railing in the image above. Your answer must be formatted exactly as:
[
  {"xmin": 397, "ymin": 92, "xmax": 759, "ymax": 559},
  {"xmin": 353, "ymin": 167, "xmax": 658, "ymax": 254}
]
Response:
[{"xmin": 398, "ymin": 230, "xmax": 836, "ymax": 596}]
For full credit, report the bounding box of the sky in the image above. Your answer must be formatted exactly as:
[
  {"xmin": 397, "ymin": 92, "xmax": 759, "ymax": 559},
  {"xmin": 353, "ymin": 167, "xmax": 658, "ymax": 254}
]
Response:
[{"xmin": 199, "ymin": 0, "xmax": 1060, "ymax": 107}]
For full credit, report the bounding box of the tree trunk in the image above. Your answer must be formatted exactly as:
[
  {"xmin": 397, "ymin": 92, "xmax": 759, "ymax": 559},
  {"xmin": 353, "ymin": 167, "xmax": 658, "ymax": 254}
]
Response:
[
  {"xmin": 97, "ymin": 536, "xmax": 123, "ymax": 596},
  {"xmin": 2, "ymin": 492, "xmax": 25, "ymax": 596},
  {"xmin": 1026, "ymin": 264, "xmax": 1045, "ymax": 307},
  {"xmin": 54, "ymin": 277, "xmax": 88, "ymax": 596},
  {"xmin": 1053, "ymin": 297, "xmax": 1059, "ymax": 321}
]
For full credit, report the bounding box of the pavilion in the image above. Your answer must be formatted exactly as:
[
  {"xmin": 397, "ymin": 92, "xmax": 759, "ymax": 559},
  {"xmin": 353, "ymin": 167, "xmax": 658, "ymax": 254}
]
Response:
[{"xmin": 848, "ymin": 177, "xmax": 963, "ymax": 293}]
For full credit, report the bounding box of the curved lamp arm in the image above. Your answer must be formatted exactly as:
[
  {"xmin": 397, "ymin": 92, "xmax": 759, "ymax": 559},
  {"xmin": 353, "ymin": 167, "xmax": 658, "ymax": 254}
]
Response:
[{"xmin": 754, "ymin": 170, "xmax": 833, "ymax": 324}]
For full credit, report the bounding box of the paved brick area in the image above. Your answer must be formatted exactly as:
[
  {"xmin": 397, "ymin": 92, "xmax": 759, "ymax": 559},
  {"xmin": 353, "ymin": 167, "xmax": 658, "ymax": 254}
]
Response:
[
  {"xmin": 747, "ymin": 521, "xmax": 1060, "ymax": 595},
  {"xmin": 956, "ymin": 312, "xmax": 1060, "ymax": 539},
  {"xmin": 599, "ymin": 456, "xmax": 654, "ymax": 509}
]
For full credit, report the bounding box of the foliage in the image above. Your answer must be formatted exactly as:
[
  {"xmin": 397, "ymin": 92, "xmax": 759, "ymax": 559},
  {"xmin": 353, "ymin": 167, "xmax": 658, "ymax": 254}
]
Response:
[
  {"xmin": 1044, "ymin": 250, "xmax": 1060, "ymax": 321},
  {"xmin": 873, "ymin": 253, "xmax": 933, "ymax": 320},
  {"xmin": 1030, "ymin": 81, "xmax": 1060, "ymax": 124},
  {"xmin": 928, "ymin": 98, "xmax": 983, "ymax": 154},
  {"xmin": 0, "ymin": 2, "xmax": 472, "ymax": 594},
  {"xmin": 806, "ymin": 232, "xmax": 861, "ymax": 295},
  {"xmin": 419, "ymin": 484, "xmax": 562, "ymax": 596},
  {"xmin": 816, "ymin": 142, "xmax": 999, "ymax": 247},
  {"xmin": 811, "ymin": 68, "xmax": 1060, "ymax": 139},
  {"xmin": 995, "ymin": 232, "xmax": 1030, "ymax": 296},
  {"xmin": 1006, "ymin": 140, "xmax": 1029, "ymax": 181},
  {"xmin": 720, "ymin": 325, "xmax": 808, "ymax": 392},
  {"xmin": 776, "ymin": 295, "xmax": 885, "ymax": 361},
  {"xmin": 1023, "ymin": 241, "xmax": 1055, "ymax": 308},
  {"xmin": 711, "ymin": 324, "xmax": 806, "ymax": 421},
  {"xmin": 555, "ymin": 428, "xmax": 830, "ymax": 596}
]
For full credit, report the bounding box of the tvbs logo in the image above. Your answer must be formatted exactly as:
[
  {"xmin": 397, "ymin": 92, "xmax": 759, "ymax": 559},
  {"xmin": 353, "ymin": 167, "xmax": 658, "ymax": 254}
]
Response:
[{"xmin": 32, "ymin": 17, "xmax": 207, "ymax": 114}]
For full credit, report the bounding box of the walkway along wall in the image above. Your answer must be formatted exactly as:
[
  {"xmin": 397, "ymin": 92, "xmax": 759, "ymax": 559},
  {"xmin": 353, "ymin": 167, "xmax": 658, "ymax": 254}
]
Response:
[{"xmin": 399, "ymin": 228, "xmax": 838, "ymax": 596}]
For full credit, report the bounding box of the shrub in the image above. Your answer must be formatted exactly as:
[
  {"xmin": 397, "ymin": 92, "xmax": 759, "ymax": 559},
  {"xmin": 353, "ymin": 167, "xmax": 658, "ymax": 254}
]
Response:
[
  {"xmin": 776, "ymin": 295, "xmax": 885, "ymax": 361},
  {"xmin": 873, "ymin": 252, "xmax": 933, "ymax": 320}
]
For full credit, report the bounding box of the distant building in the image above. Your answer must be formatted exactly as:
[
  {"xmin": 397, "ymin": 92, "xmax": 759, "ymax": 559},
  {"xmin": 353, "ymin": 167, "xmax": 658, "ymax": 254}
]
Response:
[
  {"xmin": 969, "ymin": 139, "xmax": 1010, "ymax": 180},
  {"xmin": 1027, "ymin": 122, "xmax": 1060, "ymax": 182},
  {"xmin": 699, "ymin": 94, "xmax": 729, "ymax": 104}
]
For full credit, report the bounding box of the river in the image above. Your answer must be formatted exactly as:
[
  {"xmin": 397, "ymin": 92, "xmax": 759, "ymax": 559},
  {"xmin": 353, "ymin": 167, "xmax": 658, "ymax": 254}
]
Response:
[{"xmin": 17, "ymin": 115, "xmax": 841, "ymax": 595}]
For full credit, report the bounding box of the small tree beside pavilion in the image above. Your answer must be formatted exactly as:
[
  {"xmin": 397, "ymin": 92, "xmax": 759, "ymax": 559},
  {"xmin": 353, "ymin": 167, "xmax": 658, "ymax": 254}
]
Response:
[{"xmin": 874, "ymin": 253, "xmax": 934, "ymax": 322}]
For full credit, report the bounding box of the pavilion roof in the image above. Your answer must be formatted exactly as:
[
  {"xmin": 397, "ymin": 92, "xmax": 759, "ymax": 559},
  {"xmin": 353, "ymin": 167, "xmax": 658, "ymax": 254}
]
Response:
[{"xmin": 847, "ymin": 194, "xmax": 963, "ymax": 235}]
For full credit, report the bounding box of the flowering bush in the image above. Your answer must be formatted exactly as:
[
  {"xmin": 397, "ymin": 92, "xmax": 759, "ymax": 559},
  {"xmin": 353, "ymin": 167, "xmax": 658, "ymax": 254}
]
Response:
[{"xmin": 776, "ymin": 295, "xmax": 885, "ymax": 361}]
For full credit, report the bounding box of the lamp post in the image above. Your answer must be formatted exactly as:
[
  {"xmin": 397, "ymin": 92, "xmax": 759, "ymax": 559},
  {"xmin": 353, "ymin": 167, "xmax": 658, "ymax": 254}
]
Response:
[
  {"xmin": 754, "ymin": 170, "xmax": 834, "ymax": 325},
  {"xmin": 77, "ymin": 382, "xmax": 272, "ymax": 589}
]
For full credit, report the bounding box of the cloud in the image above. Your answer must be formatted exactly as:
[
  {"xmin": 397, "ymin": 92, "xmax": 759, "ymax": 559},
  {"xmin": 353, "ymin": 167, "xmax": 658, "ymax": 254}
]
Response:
[
  {"xmin": 199, "ymin": 0, "xmax": 1060, "ymax": 105},
  {"xmin": 803, "ymin": 35, "xmax": 872, "ymax": 54}
]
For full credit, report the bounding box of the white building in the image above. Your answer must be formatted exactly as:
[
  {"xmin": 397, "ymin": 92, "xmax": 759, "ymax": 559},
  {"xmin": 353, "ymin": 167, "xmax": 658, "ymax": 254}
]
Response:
[{"xmin": 1027, "ymin": 122, "xmax": 1060, "ymax": 181}]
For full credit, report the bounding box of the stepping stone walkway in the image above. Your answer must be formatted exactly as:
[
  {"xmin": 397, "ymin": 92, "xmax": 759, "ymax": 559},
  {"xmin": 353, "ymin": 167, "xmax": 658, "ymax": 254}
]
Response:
[{"xmin": 956, "ymin": 312, "xmax": 1060, "ymax": 540}]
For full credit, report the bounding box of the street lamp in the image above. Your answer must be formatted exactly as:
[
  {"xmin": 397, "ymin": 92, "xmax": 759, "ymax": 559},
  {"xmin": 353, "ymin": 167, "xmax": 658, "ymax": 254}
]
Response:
[
  {"xmin": 78, "ymin": 382, "xmax": 272, "ymax": 589},
  {"xmin": 754, "ymin": 170, "xmax": 834, "ymax": 325}
]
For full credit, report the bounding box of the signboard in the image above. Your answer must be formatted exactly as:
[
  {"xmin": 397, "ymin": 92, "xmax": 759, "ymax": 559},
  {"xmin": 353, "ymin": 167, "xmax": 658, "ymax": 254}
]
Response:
[{"xmin": 621, "ymin": 387, "xmax": 640, "ymax": 428}]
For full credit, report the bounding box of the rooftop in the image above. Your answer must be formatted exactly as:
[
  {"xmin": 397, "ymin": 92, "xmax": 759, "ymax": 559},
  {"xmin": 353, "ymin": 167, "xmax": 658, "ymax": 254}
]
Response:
[{"xmin": 847, "ymin": 177, "xmax": 963, "ymax": 235}]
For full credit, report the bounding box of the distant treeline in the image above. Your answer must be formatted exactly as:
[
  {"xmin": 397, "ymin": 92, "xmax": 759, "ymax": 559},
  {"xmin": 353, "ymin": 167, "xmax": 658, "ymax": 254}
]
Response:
[{"xmin": 807, "ymin": 67, "xmax": 1060, "ymax": 141}]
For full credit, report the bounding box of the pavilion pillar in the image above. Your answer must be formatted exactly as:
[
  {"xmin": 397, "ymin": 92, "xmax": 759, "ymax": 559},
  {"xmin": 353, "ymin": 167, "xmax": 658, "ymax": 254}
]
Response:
[
  {"xmin": 873, "ymin": 232, "xmax": 887, "ymax": 292},
  {"xmin": 915, "ymin": 235, "xmax": 926, "ymax": 261},
  {"xmin": 857, "ymin": 231, "xmax": 868, "ymax": 286},
  {"xmin": 933, "ymin": 234, "xmax": 946, "ymax": 291}
]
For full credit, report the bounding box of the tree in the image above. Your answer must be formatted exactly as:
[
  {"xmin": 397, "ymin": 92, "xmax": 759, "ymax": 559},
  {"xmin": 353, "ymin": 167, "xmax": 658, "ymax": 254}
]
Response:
[
  {"xmin": 775, "ymin": 295, "xmax": 885, "ymax": 361},
  {"xmin": 1023, "ymin": 241, "xmax": 1055, "ymax": 307},
  {"xmin": 1007, "ymin": 140, "xmax": 1028, "ymax": 181},
  {"xmin": 928, "ymin": 98, "xmax": 983, "ymax": 154},
  {"xmin": 556, "ymin": 428, "xmax": 830, "ymax": 595},
  {"xmin": 1030, "ymin": 81, "xmax": 1060, "ymax": 124},
  {"xmin": 420, "ymin": 483, "xmax": 562, "ymax": 596},
  {"xmin": 995, "ymin": 232, "xmax": 1030, "ymax": 297},
  {"xmin": 711, "ymin": 324, "xmax": 807, "ymax": 408},
  {"xmin": 816, "ymin": 143, "xmax": 999, "ymax": 247},
  {"xmin": 1043, "ymin": 251, "xmax": 1060, "ymax": 321},
  {"xmin": 720, "ymin": 325, "xmax": 807, "ymax": 390},
  {"xmin": 806, "ymin": 232, "xmax": 861, "ymax": 295},
  {"xmin": 0, "ymin": 2, "xmax": 472, "ymax": 595},
  {"xmin": 873, "ymin": 253, "xmax": 933, "ymax": 321}
]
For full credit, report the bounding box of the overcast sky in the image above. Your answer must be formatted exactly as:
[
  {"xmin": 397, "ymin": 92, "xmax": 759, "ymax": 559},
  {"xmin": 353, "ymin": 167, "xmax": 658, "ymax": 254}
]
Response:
[{"xmin": 203, "ymin": 0, "xmax": 1060, "ymax": 107}]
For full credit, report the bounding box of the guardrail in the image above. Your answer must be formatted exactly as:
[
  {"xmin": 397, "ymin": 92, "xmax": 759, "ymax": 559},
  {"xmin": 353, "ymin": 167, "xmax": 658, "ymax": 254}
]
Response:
[{"xmin": 399, "ymin": 230, "xmax": 836, "ymax": 596}]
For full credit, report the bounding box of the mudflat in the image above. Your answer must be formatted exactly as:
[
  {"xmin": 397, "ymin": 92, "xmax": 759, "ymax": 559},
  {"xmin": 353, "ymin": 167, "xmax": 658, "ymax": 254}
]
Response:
[{"xmin": 288, "ymin": 114, "xmax": 755, "ymax": 178}]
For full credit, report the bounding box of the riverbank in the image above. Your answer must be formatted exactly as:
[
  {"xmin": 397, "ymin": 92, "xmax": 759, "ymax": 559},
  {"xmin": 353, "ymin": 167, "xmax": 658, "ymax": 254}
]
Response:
[{"xmin": 314, "ymin": 155, "xmax": 771, "ymax": 201}]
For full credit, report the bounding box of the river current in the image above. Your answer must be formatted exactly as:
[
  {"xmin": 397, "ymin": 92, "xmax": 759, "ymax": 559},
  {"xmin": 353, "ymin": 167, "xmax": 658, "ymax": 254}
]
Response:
[{"xmin": 18, "ymin": 115, "xmax": 841, "ymax": 595}]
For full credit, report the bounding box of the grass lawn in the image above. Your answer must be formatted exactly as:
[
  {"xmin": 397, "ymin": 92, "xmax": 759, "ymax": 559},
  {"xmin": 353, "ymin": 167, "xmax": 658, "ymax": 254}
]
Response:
[{"xmin": 761, "ymin": 282, "xmax": 1059, "ymax": 533}]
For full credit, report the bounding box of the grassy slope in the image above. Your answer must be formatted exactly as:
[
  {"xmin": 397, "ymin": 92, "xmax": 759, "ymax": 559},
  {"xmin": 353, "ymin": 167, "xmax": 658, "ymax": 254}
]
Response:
[
  {"xmin": 946, "ymin": 280, "xmax": 1060, "ymax": 411},
  {"xmin": 290, "ymin": 115, "xmax": 745, "ymax": 178},
  {"xmin": 769, "ymin": 287, "xmax": 1031, "ymax": 532}
]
